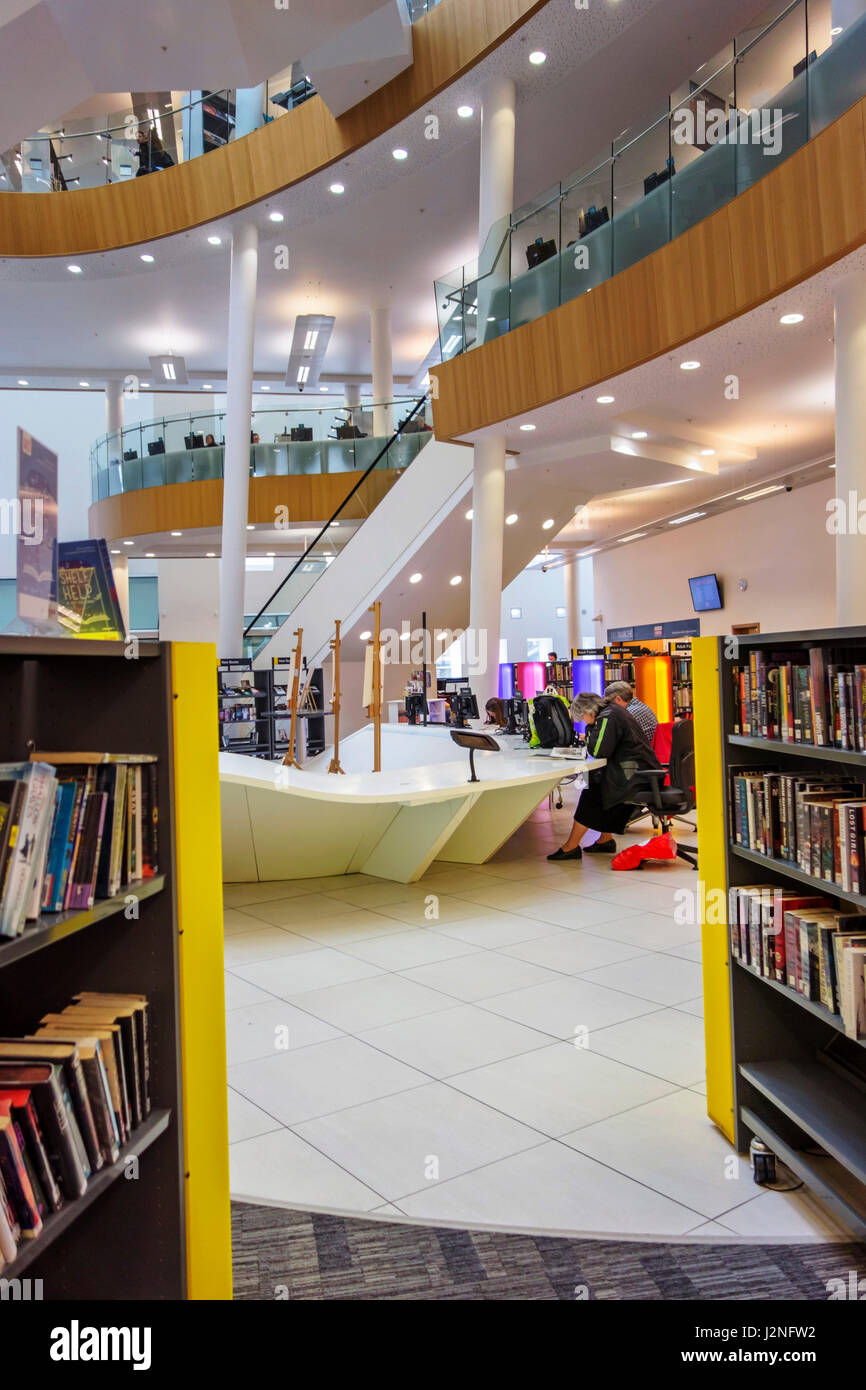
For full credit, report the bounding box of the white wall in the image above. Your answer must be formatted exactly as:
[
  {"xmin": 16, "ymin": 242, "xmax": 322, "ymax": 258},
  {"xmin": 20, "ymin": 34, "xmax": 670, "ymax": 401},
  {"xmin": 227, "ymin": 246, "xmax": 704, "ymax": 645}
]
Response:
[
  {"xmin": 500, "ymin": 566, "xmax": 567, "ymax": 662},
  {"xmin": 593, "ymin": 478, "xmax": 836, "ymax": 638}
]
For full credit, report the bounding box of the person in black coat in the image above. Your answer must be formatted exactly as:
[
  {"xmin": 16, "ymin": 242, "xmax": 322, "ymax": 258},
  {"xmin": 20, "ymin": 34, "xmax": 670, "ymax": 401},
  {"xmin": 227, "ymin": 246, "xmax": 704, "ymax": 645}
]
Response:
[
  {"xmin": 135, "ymin": 126, "xmax": 175, "ymax": 176},
  {"xmin": 548, "ymin": 692, "xmax": 662, "ymax": 861}
]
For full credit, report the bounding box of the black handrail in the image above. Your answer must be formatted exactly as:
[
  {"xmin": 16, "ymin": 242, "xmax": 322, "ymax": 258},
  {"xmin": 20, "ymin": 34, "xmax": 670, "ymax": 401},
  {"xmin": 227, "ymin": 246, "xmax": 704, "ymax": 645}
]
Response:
[{"xmin": 242, "ymin": 394, "xmax": 429, "ymax": 639}]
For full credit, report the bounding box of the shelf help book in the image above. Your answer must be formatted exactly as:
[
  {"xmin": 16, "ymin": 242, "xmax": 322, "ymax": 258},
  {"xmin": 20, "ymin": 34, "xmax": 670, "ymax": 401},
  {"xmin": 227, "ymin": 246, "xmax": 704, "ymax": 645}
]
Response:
[
  {"xmin": 0, "ymin": 993, "xmax": 151, "ymax": 1271},
  {"xmin": 0, "ymin": 754, "xmax": 158, "ymax": 939}
]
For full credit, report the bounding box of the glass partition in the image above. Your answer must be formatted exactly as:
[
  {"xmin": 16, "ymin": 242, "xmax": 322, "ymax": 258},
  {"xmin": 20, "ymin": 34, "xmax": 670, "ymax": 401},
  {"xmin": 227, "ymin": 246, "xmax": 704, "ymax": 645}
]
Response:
[{"xmin": 435, "ymin": 0, "xmax": 866, "ymax": 361}]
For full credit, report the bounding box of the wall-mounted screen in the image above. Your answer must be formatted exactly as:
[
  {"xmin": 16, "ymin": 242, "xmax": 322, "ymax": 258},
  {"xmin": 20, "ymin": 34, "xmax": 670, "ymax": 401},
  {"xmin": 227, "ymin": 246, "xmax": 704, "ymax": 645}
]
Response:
[{"xmin": 688, "ymin": 573, "xmax": 723, "ymax": 612}]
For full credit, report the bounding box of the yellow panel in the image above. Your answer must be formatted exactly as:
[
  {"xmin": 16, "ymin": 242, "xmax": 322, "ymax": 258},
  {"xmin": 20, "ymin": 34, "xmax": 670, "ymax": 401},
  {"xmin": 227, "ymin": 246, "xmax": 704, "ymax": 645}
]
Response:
[
  {"xmin": 171, "ymin": 642, "xmax": 232, "ymax": 1299},
  {"xmin": 692, "ymin": 636, "xmax": 735, "ymax": 1144}
]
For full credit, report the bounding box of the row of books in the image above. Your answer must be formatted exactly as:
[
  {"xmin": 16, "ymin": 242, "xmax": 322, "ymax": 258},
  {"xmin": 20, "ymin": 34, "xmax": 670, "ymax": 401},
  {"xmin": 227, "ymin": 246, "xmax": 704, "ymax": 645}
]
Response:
[
  {"xmin": 729, "ymin": 886, "xmax": 866, "ymax": 1037},
  {"xmin": 732, "ymin": 648, "xmax": 866, "ymax": 749},
  {"xmin": 730, "ymin": 768, "xmax": 866, "ymax": 890},
  {"xmin": 0, "ymin": 753, "xmax": 159, "ymax": 940},
  {"xmin": 0, "ymin": 992, "xmax": 151, "ymax": 1268},
  {"xmin": 218, "ymin": 705, "xmax": 258, "ymax": 724}
]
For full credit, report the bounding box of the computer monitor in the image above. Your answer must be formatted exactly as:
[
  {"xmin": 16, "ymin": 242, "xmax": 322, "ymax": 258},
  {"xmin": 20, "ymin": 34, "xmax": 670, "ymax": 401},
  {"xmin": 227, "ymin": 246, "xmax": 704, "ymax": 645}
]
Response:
[
  {"xmin": 123, "ymin": 449, "xmax": 138, "ymax": 461},
  {"xmin": 191, "ymin": 432, "xmax": 204, "ymax": 449},
  {"xmin": 526, "ymin": 236, "xmax": 557, "ymax": 269},
  {"xmin": 689, "ymin": 573, "xmax": 723, "ymax": 612},
  {"xmin": 291, "ymin": 426, "xmax": 313, "ymax": 442},
  {"xmin": 147, "ymin": 439, "xmax": 165, "ymax": 455}
]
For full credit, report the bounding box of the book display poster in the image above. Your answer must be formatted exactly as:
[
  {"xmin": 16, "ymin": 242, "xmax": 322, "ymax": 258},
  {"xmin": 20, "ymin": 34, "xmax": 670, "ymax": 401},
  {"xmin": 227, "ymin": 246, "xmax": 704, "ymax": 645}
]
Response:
[
  {"xmin": 56, "ymin": 539, "xmax": 126, "ymax": 639},
  {"xmin": 16, "ymin": 428, "xmax": 58, "ymax": 623}
]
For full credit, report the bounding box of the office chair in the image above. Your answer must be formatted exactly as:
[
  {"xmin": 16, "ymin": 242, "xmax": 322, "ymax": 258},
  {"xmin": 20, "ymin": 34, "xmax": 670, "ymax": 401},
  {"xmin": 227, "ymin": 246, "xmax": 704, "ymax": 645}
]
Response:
[{"xmin": 628, "ymin": 718, "xmax": 698, "ymax": 868}]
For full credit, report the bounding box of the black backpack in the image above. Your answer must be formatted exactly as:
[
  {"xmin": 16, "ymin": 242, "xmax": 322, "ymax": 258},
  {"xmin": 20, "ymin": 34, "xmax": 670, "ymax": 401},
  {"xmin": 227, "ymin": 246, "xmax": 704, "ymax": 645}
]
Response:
[{"xmin": 529, "ymin": 694, "xmax": 575, "ymax": 749}]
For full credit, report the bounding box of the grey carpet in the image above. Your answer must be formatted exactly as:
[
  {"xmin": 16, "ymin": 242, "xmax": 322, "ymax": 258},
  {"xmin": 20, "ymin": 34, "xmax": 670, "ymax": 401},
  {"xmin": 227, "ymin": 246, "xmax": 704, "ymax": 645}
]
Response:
[{"xmin": 231, "ymin": 1202, "xmax": 866, "ymax": 1301}]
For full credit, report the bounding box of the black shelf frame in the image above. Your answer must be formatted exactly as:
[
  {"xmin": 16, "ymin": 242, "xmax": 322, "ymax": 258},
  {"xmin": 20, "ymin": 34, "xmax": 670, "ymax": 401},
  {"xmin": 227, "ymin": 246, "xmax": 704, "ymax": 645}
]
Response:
[
  {"xmin": 717, "ymin": 629, "xmax": 866, "ymax": 1234},
  {"xmin": 0, "ymin": 876, "xmax": 165, "ymax": 968}
]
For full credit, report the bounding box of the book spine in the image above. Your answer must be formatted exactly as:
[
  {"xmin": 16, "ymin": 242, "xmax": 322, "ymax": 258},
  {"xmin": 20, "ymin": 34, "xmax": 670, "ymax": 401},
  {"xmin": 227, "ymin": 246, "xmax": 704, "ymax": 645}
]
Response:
[
  {"xmin": 809, "ymin": 647, "xmax": 827, "ymax": 746},
  {"xmin": 28, "ymin": 1074, "xmax": 88, "ymax": 1200},
  {"xmin": 783, "ymin": 910, "xmax": 799, "ymax": 988},
  {"xmin": 16, "ymin": 1098, "xmax": 62, "ymax": 1213},
  {"xmin": 0, "ymin": 765, "xmax": 56, "ymax": 937},
  {"xmin": 0, "ymin": 1126, "xmax": 42, "ymax": 1237}
]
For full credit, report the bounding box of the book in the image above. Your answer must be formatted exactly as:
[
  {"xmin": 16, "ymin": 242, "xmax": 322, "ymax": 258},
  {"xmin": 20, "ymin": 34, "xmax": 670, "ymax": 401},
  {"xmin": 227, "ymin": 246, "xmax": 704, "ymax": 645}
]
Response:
[
  {"xmin": 29, "ymin": 1031, "xmax": 119, "ymax": 1163},
  {"xmin": 0, "ymin": 1041, "xmax": 101, "ymax": 1176},
  {"xmin": 0, "ymin": 1116, "xmax": 42, "ymax": 1239},
  {"xmin": 39, "ymin": 1017, "xmax": 128, "ymax": 1145},
  {"xmin": 0, "ymin": 1089, "xmax": 63, "ymax": 1213},
  {"xmin": 0, "ymin": 1169, "xmax": 19, "ymax": 1264},
  {"xmin": 0, "ymin": 1063, "xmax": 88, "ymax": 1201},
  {"xmin": 56, "ymin": 539, "xmax": 126, "ymax": 639},
  {"xmin": 0, "ymin": 763, "xmax": 57, "ymax": 937},
  {"xmin": 833, "ymin": 934, "xmax": 866, "ymax": 1038}
]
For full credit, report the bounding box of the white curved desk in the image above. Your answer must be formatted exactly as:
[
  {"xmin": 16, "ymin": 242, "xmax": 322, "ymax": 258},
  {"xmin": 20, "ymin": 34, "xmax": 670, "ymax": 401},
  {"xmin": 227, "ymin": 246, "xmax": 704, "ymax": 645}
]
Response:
[{"xmin": 220, "ymin": 736, "xmax": 604, "ymax": 884}]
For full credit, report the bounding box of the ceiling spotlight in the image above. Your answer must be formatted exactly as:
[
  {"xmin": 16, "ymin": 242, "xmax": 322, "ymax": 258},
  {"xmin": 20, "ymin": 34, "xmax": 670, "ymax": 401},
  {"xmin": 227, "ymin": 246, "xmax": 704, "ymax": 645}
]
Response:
[
  {"xmin": 409, "ymin": 573, "xmax": 422, "ymax": 583},
  {"xmin": 457, "ymin": 105, "xmax": 474, "ymax": 118},
  {"xmin": 700, "ymin": 448, "xmax": 715, "ymax": 456},
  {"xmin": 632, "ymin": 430, "xmax": 648, "ymax": 440},
  {"xmin": 529, "ymin": 50, "xmax": 547, "ymax": 64},
  {"xmin": 145, "ymin": 552, "xmax": 155, "ymax": 558},
  {"xmin": 269, "ymin": 211, "xmax": 284, "ymax": 222},
  {"xmin": 79, "ymin": 381, "xmax": 90, "ymax": 387},
  {"xmin": 123, "ymin": 539, "xmax": 134, "ymax": 546},
  {"xmin": 171, "ymin": 531, "xmax": 183, "ymax": 537},
  {"xmin": 266, "ymin": 551, "xmax": 276, "ymax": 557},
  {"xmin": 519, "ymin": 423, "xmax": 536, "ymax": 432},
  {"xmin": 261, "ymin": 385, "xmax": 270, "ymax": 391},
  {"xmin": 67, "ymin": 264, "xmax": 82, "ymax": 274},
  {"xmin": 596, "ymin": 394, "xmax": 615, "ymax": 404},
  {"xmin": 780, "ymin": 312, "xmax": 804, "ymax": 325},
  {"xmin": 668, "ymin": 512, "xmax": 706, "ymax": 525},
  {"xmin": 542, "ymin": 519, "xmax": 555, "ymax": 530},
  {"xmin": 17, "ymin": 379, "xmax": 28, "ymax": 386},
  {"xmin": 110, "ymin": 549, "xmax": 121, "ymax": 555},
  {"xmin": 450, "ymin": 575, "xmax": 462, "ymax": 585},
  {"xmin": 320, "ymin": 386, "xmax": 329, "ymax": 392},
  {"xmin": 201, "ymin": 384, "xmax": 213, "ymax": 391},
  {"xmin": 680, "ymin": 360, "xmax": 701, "ymax": 370},
  {"xmin": 329, "ymin": 182, "xmax": 345, "ymax": 194},
  {"xmin": 140, "ymin": 254, "xmax": 154, "ymax": 263},
  {"xmin": 831, "ymin": 25, "xmax": 843, "ymax": 35},
  {"xmin": 465, "ymin": 509, "xmax": 474, "ymax": 520},
  {"xmin": 207, "ymin": 235, "xmax": 222, "ymax": 245},
  {"xmin": 505, "ymin": 513, "xmax": 518, "ymax": 525},
  {"xmin": 246, "ymin": 524, "xmax": 255, "ymax": 531},
  {"xmin": 206, "ymin": 551, "xmax": 216, "ymax": 557},
  {"xmin": 141, "ymin": 382, "xmax": 150, "ymax": 388},
  {"xmin": 359, "ymin": 630, "xmax": 372, "ymax": 640},
  {"xmin": 737, "ymin": 485, "xmax": 785, "ymax": 501},
  {"xmin": 392, "ymin": 148, "xmax": 408, "ymax": 161}
]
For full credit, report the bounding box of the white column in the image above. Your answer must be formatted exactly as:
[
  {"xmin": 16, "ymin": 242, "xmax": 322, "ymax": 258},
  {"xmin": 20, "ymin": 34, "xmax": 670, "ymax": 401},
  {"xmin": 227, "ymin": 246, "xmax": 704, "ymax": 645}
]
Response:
[
  {"xmin": 105, "ymin": 380, "xmax": 123, "ymax": 461},
  {"xmin": 344, "ymin": 384, "xmax": 361, "ymax": 409},
  {"xmin": 218, "ymin": 221, "xmax": 258, "ymax": 657},
  {"xmin": 563, "ymin": 558, "xmax": 581, "ymax": 654},
  {"xmin": 468, "ymin": 436, "xmax": 506, "ymax": 709},
  {"xmin": 834, "ymin": 272, "xmax": 866, "ymax": 626},
  {"xmin": 371, "ymin": 305, "xmax": 393, "ymax": 438},
  {"xmin": 476, "ymin": 75, "xmax": 515, "ymax": 344}
]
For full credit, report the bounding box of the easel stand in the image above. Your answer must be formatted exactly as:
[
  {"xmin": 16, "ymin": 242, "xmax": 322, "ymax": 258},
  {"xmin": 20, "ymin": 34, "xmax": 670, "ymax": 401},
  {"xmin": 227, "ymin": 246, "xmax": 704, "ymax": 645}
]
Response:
[
  {"xmin": 367, "ymin": 601, "xmax": 383, "ymax": 773},
  {"xmin": 281, "ymin": 627, "xmax": 304, "ymax": 769},
  {"xmin": 327, "ymin": 620, "xmax": 346, "ymax": 774}
]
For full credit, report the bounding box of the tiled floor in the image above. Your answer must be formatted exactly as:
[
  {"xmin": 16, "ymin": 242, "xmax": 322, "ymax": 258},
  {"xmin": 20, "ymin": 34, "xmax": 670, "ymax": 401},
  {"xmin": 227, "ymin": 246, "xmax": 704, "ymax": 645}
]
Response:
[{"xmin": 224, "ymin": 793, "xmax": 855, "ymax": 1243}]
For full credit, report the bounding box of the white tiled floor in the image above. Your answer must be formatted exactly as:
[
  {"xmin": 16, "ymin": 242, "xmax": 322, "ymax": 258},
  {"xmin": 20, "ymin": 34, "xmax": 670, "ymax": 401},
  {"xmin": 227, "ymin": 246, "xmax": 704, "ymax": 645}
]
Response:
[{"xmin": 224, "ymin": 795, "xmax": 856, "ymax": 1242}]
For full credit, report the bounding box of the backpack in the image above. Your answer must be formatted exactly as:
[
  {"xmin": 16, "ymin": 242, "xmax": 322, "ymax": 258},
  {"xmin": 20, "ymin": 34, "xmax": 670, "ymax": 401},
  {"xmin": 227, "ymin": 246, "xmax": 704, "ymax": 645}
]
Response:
[{"xmin": 528, "ymin": 693, "xmax": 574, "ymax": 749}]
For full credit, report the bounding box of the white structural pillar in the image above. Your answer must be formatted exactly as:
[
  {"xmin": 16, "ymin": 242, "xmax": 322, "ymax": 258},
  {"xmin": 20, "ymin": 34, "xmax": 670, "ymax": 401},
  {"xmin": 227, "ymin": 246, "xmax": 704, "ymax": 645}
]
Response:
[
  {"xmin": 468, "ymin": 436, "xmax": 506, "ymax": 709},
  {"xmin": 218, "ymin": 221, "xmax": 259, "ymax": 657},
  {"xmin": 476, "ymin": 75, "xmax": 515, "ymax": 345},
  {"xmin": 344, "ymin": 383, "xmax": 362, "ymax": 409},
  {"xmin": 834, "ymin": 272, "xmax": 866, "ymax": 626},
  {"xmin": 105, "ymin": 380, "xmax": 123, "ymax": 461},
  {"xmin": 563, "ymin": 558, "xmax": 581, "ymax": 654},
  {"xmin": 371, "ymin": 305, "xmax": 394, "ymax": 438}
]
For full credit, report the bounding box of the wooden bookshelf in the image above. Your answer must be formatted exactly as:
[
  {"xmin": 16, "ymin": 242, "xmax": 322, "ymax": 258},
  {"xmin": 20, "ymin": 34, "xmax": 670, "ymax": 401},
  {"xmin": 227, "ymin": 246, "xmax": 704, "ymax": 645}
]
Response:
[
  {"xmin": 711, "ymin": 627, "xmax": 866, "ymax": 1237},
  {"xmin": 0, "ymin": 638, "xmax": 230, "ymax": 1299}
]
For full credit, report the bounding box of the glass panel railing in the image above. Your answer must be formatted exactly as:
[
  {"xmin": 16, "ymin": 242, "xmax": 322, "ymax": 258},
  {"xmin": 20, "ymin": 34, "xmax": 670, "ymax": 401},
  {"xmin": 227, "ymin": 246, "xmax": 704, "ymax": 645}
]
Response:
[
  {"xmin": 436, "ymin": 0, "xmax": 866, "ymax": 361},
  {"xmin": 242, "ymin": 396, "xmax": 430, "ymax": 658},
  {"xmin": 90, "ymin": 398, "xmax": 433, "ymax": 503}
]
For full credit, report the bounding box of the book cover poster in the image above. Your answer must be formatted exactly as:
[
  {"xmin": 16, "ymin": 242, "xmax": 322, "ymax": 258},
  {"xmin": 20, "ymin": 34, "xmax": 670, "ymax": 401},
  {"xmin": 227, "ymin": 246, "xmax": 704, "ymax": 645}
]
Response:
[
  {"xmin": 16, "ymin": 428, "xmax": 58, "ymax": 623},
  {"xmin": 56, "ymin": 540, "xmax": 126, "ymax": 639}
]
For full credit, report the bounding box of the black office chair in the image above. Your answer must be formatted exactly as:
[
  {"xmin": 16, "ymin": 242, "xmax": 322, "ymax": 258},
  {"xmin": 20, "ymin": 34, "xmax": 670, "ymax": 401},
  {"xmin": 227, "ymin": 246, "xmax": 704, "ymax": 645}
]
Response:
[{"xmin": 629, "ymin": 719, "xmax": 698, "ymax": 869}]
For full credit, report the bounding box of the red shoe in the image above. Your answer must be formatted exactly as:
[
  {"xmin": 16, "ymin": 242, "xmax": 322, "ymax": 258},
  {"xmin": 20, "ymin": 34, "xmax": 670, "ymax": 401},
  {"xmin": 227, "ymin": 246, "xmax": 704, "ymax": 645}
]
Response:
[{"xmin": 611, "ymin": 832, "xmax": 678, "ymax": 871}]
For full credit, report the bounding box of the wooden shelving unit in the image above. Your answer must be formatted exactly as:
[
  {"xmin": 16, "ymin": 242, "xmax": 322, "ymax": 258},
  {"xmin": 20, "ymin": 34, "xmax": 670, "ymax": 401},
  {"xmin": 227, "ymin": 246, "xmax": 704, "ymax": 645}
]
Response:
[{"xmin": 715, "ymin": 626, "xmax": 866, "ymax": 1236}]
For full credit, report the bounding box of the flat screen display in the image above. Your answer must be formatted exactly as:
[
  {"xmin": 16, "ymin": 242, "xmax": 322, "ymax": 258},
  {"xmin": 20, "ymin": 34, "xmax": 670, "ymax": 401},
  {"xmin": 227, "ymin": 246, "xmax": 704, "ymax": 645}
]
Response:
[{"xmin": 689, "ymin": 573, "xmax": 723, "ymax": 612}]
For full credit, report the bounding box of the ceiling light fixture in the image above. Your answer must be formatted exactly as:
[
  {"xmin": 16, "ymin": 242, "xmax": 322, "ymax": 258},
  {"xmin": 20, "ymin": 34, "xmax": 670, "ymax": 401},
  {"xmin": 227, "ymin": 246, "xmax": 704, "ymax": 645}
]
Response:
[
  {"xmin": 171, "ymin": 531, "xmax": 182, "ymax": 537},
  {"xmin": 542, "ymin": 519, "xmax": 555, "ymax": 530},
  {"xmin": 329, "ymin": 182, "xmax": 345, "ymax": 194},
  {"xmin": 207, "ymin": 235, "xmax": 222, "ymax": 245},
  {"xmin": 303, "ymin": 329, "xmax": 319, "ymax": 351},
  {"xmin": 320, "ymin": 386, "xmax": 329, "ymax": 392},
  {"xmin": 685, "ymin": 461, "xmax": 703, "ymax": 471},
  {"xmin": 409, "ymin": 573, "xmax": 422, "ymax": 583},
  {"xmin": 457, "ymin": 105, "xmax": 474, "ymax": 118},
  {"xmin": 359, "ymin": 629, "xmax": 372, "ymax": 640},
  {"xmin": 450, "ymin": 575, "xmax": 462, "ymax": 585},
  {"xmin": 206, "ymin": 551, "xmax": 216, "ymax": 557},
  {"xmin": 260, "ymin": 385, "xmax": 270, "ymax": 391},
  {"xmin": 149, "ymin": 354, "xmax": 189, "ymax": 385},
  {"xmin": 632, "ymin": 431, "xmax": 648, "ymax": 439},
  {"xmin": 145, "ymin": 552, "xmax": 155, "ymax": 558},
  {"xmin": 680, "ymin": 360, "xmax": 701, "ymax": 370},
  {"xmin": 519, "ymin": 423, "xmax": 536, "ymax": 431},
  {"xmin": 529, "ymin": 50, "xmax": 547, "ymax": 64},
  {"xmin": 596, "ymin": 394, "xmax": 615, "ymax": 404},
  {"xmin": 465, "ymin": 509, "xmax": 473, "ymax": 520},
  {"xmin": 831, "ymin": 25, "xmax": 843, "ymax": 35},
  {"xmin": 700, "ymin": 448, "xmax": 715, "ymax": 456},
  {"xmin": 246, "ymin": 524, "xmax": 255, "ymax": 531},
  {"xmin": 668, "ymin": 512, "xmax": 706, "ymax": 525},
  {"xmin": 202, "ymin": 384, "xmax": 213, "ymax": 390},
  {"xmin": 79, "ymin": 381, "xmax": 90, "ymax": 387},
  {"xmin": 123, "ymin": 539, "xmax": 134, "ymax": 545},
  {"xmin": 140, "ymin": 253, "xmax": 154, "ymax": 263},
  {"xmin": 17, "ymin": 379, "xmax": 28, "ymax": 386},
  {"xmin": 392, "ymin": 148, "xmax": 408, "ymax": 160},
  {"xmin": 505, "ymin": 513, "xmax": 518, "ymax": 525},
  {"xmin": 617, "ymin": 533, "xmax": 647, "ymax": 543},
  {"xmin": 110, "ymin": 549, "xmax": 121, "ymax": 555},
  {"xmin": 269, "ymin": 211, "xmax": 284, "ymax": 222},
  {"xmin": 737, "ymin": 485, "xmax": 785, "ymax": 501},
  {"xmin": 780, "ymin": 312, "xmax": 804, "ymax": 325},
  {"xmin": 67, "ymin": 265, "xmax": 82, "ymax": 274}
]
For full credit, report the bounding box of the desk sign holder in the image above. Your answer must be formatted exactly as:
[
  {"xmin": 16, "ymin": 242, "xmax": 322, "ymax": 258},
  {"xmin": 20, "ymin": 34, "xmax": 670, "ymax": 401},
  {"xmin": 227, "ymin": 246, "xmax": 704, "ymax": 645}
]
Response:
[
  {"xmin": 327, "ymin": 619, "xmax": 346, "ymax": 775},
  {"xmin": 281, "ymin": 627, "xmax": 304, "ymax": 769}
]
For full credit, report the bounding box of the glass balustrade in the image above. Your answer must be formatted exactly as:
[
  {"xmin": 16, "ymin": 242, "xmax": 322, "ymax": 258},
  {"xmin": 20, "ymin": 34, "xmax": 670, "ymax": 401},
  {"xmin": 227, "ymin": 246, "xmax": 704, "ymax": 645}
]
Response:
[
  {"xmin": 435, "ymin": 0, "xmax": 866, "ymax": 360},
  {"xmin": 90, "ymin": 398, "xmax": 434, "ymax": 504}
]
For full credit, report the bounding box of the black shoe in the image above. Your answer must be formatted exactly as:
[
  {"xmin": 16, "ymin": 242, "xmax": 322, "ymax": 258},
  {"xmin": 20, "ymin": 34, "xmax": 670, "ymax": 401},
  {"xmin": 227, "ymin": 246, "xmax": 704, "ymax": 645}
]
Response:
[
  {"xmin": 547, "ymin": 846, "xmax": 582, "ymax": 861},
  {"xmin": 584, "ymin": 839, "xmax": 617, "ymax": 854}
]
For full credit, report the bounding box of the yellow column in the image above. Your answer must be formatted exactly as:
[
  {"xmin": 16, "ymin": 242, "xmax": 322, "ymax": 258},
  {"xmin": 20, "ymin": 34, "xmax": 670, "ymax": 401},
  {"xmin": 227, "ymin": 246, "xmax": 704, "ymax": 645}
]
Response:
[
  {"xmin": 692, "ymin": 636, "xmax": 736, "ymax": 1144},
  {"xmin": 171, "ymin": 642, "xmax": 232, "ymax": 1298}
]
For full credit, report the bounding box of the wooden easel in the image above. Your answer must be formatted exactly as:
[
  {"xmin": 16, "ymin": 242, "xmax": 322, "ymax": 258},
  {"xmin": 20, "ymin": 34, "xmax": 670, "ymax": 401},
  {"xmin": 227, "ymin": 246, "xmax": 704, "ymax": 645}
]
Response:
[
  {"xmin": 281, "ymin": 627, "xmax": 304, "ymax": 769},
  {"xmin": 327, "ymin": 620, "xmax": 346, "ymax": 774},
  {"xmin": 367, "ymin": 601, "xmax": 383, "ymax": 772}
]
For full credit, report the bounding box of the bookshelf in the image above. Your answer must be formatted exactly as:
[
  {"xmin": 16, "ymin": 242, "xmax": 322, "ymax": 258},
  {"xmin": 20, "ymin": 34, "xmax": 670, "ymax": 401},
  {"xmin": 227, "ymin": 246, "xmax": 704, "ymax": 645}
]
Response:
[
  {"xmin": 0, "ymin": 638, "xmax": 231, "ymax": 1298},
  {"xmin": 703, "ymin": 626, "xmax": 866, "ymax": 1236}
]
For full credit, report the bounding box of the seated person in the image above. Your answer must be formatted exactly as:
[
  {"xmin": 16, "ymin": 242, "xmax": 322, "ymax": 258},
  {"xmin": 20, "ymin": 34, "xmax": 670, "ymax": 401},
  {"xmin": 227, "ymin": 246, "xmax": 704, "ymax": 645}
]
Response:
[
  {"xmin": 251, "ymin": 432, "xmax": 260, "ymax": 444},
  {"xmin": 548, "ymin": 691, "xmax": 661, "ymax": 861},
  {"xmin": 603, "ymin": 679, "xmax": 658, "ymax": 743},
  {"xmin": 484, "ymin": 697, "xmax": 507, "ymax": 727},
  {"xmin": 205, "ymin": 433, "xmax": 216, "ymax": 447}
]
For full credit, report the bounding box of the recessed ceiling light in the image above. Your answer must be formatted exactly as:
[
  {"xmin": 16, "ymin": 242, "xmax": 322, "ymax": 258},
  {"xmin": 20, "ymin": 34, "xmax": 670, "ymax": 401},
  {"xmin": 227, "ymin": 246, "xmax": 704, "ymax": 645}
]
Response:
[
  {"xmin": 17, "ymin": 379, "xmax": 28, "ymax": 386},
  {"xmin": 67, "ymin": 264, "xmax": 82, "ymax": 273},
  {"xmin": 123, "ymin": 539, "xmax": 134, "ymax": 545},
  {"xmin": 632, "ymin": 431, "xmax": 648, "ymax": 439},
  {"xmin": 246, "ymin": 524, "xmax": 255, "ymax": 530},
  {"xmin": 450, "ymin": 575, "xmax": 462, "ymax": 585},
  {"xmin": 668, "ymin": 512, "xmax": 706, "ymax": 525},
  {"xmin": 596, "ymin": 394, "xmax": 615, "ymax": 404},
  {"xmin": 392, "ymin": 148, "xmax": 408, "ymax": 160},
  {"xmin": 529, "ymin": 50, "xmax": 547, "ymax": 64},
  {"xmin": 140, "ymin": 254, "xmax": 154, "ymax": 263},
  {"xmin": 202, "ymin": 384, "xmax": 213, "ymax": 390},
  {"xmin": 171, "ymin": 531, "xmax": 182, "ymax": 537},
  {"xmin": 206, "ymin": 551, "xmax": 216, "ymax": 557},
  {"xmin": 780, "ymin": 312, "xmax": 804, "ymax": 325},
  {"xmin": 141, "ymin": 382, "xmax": 150, "ymax": 388},
  {"xmin": 617, "ymin": 533, "xmax": 647, "ymax": 543},
  {"xmin": 519, "ymin": 423, "xmax": 536, "ymax": 431},
  {"xmin": 542, "ymin": 519, "xmax": 555, "ymax": 530},
  {"xmin": 79, "ymin": 381, "xmax": 90, "ymax": 387},
  {"xmin": 110, "ymin": 549, "xmax": 121, "ymax": 555},
  {"xmin": 145, "ymin": 552, "xmax": 155, "ymax": 558},
  {"xmin": 207, "ymin": 235, "xmax": 222, "ymax": 245},
  {"xmin": 505, "ymin": 513, "xmax": 518, "ymax": 525},
  {"xmin": 261, "ymin": 385, "xmax": 270, "ymax": 391},
  {"xmin": 359, "ymin": 629, "xmax": 372, "ymax": 640},
  {"xmin": 329, "ymin": 182, "xmax": 345, "ymax": 194},
  {"xmin": 738, "ymin": 485, "xmax": 785, "ymax": 501},
  {"xmin": 320, "ymin": 386, "xmax": 329, "ymax": 392},
  {"xmin": 465, "ymin": 509, "xmax": 474, "ymax": 520},
  {"xmin": 831, "ymin": 25, "xmax": 843, "ymax": 35},
  {"xmin": 409, "ymin": 573, "xmax": 422, "ymax": 583},
  {"xmin": 457, "ymin": 105, "xmax": 474, "ymax": 118},
  {"xmin": 680, "ymin": 360, "xmax": 701, "ymax": 370},
  {"xmin": 266, "ymin": 551, "xmax": 275, "ymax": 557},
  {"xmin": 269, "ymin": 211, "xmax": 284, "ymax": 222},
  {"xmin": 700, "ymin": 448, "xmax": 715, "ymax": 456}
]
